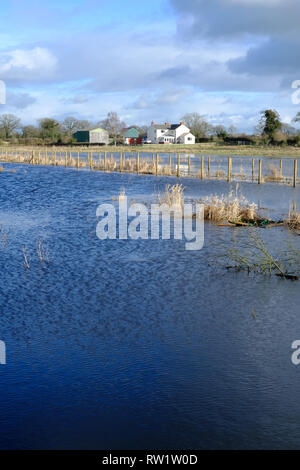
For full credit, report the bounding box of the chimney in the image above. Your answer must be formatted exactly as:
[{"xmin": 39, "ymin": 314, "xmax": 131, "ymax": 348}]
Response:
[
  {"xmin": 180, "ymin": 121, "xmax": 184, "ymax": 126},
  {"xmin": 151, "ymin": 120, "xmax": 155, "ymax": 125},
  {"xmin": 165, "ymin": 122, "xmax": 169, "ymax": 126}
]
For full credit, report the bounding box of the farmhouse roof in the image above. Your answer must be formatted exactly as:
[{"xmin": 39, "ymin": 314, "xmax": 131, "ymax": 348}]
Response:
[{"xmin": 152, "ymin": 123, "xmax": 181, "ymax": 130}]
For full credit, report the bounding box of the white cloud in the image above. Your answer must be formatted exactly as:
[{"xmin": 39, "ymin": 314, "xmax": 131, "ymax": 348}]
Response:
[{"xmin": 0, "ymin": 47, "xmax": 57, "ymax": 81}]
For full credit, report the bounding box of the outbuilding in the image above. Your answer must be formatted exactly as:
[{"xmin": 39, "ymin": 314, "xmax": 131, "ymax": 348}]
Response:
[
  {"xmin": 122, "ymin": 127, "xmax": 142, "ymax": 145},
  {"xmin": 73, "ymin": 128, "xmax": 109, "ymax": 145}
]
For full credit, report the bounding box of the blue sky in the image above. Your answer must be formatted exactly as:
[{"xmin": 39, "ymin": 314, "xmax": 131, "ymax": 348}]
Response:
[{"xmin": 0, "ymin": 0, "xmax": 299, "ymax": 132}]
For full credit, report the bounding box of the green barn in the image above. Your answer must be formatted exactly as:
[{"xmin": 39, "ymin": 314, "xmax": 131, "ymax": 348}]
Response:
[{"xmin": 73, "ymin": 128, "xmax": 109, "ymax": 144}]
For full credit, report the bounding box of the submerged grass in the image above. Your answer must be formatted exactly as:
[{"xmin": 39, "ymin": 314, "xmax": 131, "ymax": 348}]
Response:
[{"xmin": 226, "ymin": 233, "xmax": 300, "ymax": 280}]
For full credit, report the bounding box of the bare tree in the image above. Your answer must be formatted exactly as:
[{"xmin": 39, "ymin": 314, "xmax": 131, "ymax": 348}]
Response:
[
  {"xmin": 228, "ymin": 125, "xmax": 237, "ymax": 136},
  {"xmin": 181, "ymin": 112, "xmax": 212, "ymax": 140},
  {"xmin": 0, "ymin": 114, "xmax": 21, "ymax": 139},
  {"xmin": 61, "ymin": 117, "xmax": 92, "ymax": 135},
  {"xmin": 102, "ymin": 112, "xmax": 125, "ymax": 145}
]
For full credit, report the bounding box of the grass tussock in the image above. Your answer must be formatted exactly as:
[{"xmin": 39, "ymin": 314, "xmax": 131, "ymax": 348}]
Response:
[
  {"xmin": 284, "ymin": 211, "xmax": 300, "ymax": 231},
  {"xmin": 158, "ymin": 184, "xmax": 184, "ymax": 207},
  {"xmin": 214, "ymin": 169, "xmax": 226, "ymax": 179},
  {"xmin": 264, "ymin": 163, "xmax": 283, "ymax": 182},
  {"xmin": 232, "ymin": 165, "xmax": 247, "ymax": 179},
  {"xmin": 201, "ymin": 189, "xmax": 258, "ymax": 224}
]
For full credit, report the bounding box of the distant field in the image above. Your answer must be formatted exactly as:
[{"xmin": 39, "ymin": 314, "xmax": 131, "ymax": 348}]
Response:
[
  {"xmin": 102, "ymin": 143, "xmax": 300, "ymax": 158},
  {"xmin": 5, "ymin": 142, "xmax": 300, "ymax": 158}
]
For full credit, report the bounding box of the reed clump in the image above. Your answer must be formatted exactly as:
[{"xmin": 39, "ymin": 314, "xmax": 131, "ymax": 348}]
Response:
[
  {"xmin": 232, "ymin": 165, "xmax": 247, "ymax": 179},
  {"xmin": 284, "ymin": 211, "xmax": 300, "ymax": 231},
  {"xmin": 158, "ymin": 184, "xmax": 184, "ymax": 207},
  {"xmin": 201, "ymin": 190, "xmax": 258, "ymax": 224},
  {"xmin": 139, "ymin": 161, "xmax": 156, "ymax": 174},
  {"xmin": 214, "ymin": 169, "xmax": 226, "ymax": 179},
  {"xmin": 264, "ymin": 163, "xmax": 283, "ymax": 182}
]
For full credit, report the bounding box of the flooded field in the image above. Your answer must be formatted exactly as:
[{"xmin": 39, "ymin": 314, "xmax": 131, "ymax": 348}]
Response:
[
  {"xmin": 0, "ymin": 163, "xmax": 300, "ymax": 449},
  {"xmin": 1, "ymin": 148, "xmax": 300, "ymax": 186}
]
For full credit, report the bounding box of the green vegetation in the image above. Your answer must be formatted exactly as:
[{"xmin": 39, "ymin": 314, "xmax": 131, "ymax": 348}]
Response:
[
  {"xmin": 259, "ymin": 109, "xmax": 282, "ymax": 144},
  {"xmin": 0, "ymin": 108, "xmax": 299, "ymax": 153},
  {"xmin": 226, "ymin": 233, "xmax": 300, "ymax": 281}
]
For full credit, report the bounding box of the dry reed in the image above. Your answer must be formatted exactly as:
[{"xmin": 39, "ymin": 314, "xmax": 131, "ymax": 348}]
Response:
[
  {"xmin": 158, "ymin": 184, "xmax": 185, "ymax": 207},
  {"xmin": 22, "ymin": 246, "xmax": 31, "ymax": 269},
  {"xmin": 264, "ymin": 163, "xmax": 283, "ymax": 182},
  {"xmin": 201, "ymin": 188, "xmax": 258, "ymax": 223},
  {"xmin": 284, "ymin": 211, "xmax": 300, "ymax": 231}
]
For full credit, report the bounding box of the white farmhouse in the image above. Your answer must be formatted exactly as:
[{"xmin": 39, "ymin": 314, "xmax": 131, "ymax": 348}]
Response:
[{"xmin": 147, "ymin": 121, "xmax": 195, "ymax": 145}]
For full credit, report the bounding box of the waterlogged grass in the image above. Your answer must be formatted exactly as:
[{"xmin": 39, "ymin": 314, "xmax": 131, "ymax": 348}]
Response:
[
  {"xmin": 154, "ymin": 185, "xmax": 300, "ymax": 280},
  {"xmin": 156, "ymin": 184, "xmax": 298, "ymax": 230},
  {"xmin": 226, "ymin": 233, "xmax": 300, "ymax": 280}
]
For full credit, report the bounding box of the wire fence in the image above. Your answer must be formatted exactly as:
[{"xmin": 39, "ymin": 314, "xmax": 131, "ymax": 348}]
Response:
[{"xmin": 0, "ymin": 147, "xmax": 299, "ymax": 187}]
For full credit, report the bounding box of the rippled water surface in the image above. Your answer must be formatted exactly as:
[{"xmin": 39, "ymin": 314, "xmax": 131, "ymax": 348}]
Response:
[{"xmin": 0, "ymin": 163, "xmax": 300, "ymax": 450}]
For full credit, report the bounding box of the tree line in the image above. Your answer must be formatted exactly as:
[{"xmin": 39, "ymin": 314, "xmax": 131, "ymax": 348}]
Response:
[
  {"xmin": 182, "ymin": 110, "xmax": 300, "ymax": 146},
  {"xmin": 0, "ymin": 109, "xmax": 300, "ymax": 146},
  {"xmin": 0, "ymin": 112, "xmax": 148, "ymax": 145}
]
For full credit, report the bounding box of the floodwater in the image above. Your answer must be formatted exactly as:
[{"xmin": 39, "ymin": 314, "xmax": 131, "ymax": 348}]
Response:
[
  {"xmin": 0, "ymin": 163, "xmax": 300, "ymax": 449},
  {"xmin": 62, "ymin": 150, "xmax": 300, "ymax": 181}
]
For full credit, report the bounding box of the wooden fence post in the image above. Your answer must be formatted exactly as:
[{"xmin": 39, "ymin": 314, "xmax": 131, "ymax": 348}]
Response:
[
  {"xmin": 294, "ymin": 159, "xmax": 298, "ymax": 188},
  {"xmin": 280, "ymin": 159, "xmax": 283, "ymax": 178},
  {"xmin": 252, "ymin": 159, "xmax": 254, "ymax": 181},
  {"xmin": 177, "ymin": 154, "xmax": 180, "ymax": 178},
  {"xmin": 137, "ymin": 152, "xmax": 140, "ymax": 174},
  {"xmin": 258, "ymin": 159, "xmax": 262, "ymax": 184},
  {"xmin": 201, "ymin": 156, "xmax": 204, "ymax": 179},
  {"xmin": 207, "ymin": 156, "xmax": 210, "ymax": 177},
  {"xmin": 188, "ymin": 156, "xmax": 191, "ymax": 176},
  {"xmin": 227, "ymin": 157, "xmax": 232, "ymax": 182},
  {"xmin": 156, "ymin": 153, "xmax": 159, "ymax": 175}
]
